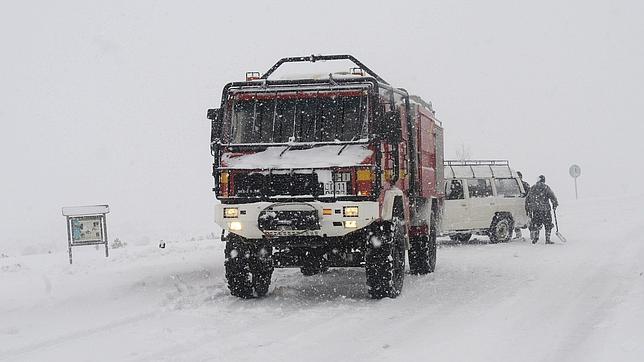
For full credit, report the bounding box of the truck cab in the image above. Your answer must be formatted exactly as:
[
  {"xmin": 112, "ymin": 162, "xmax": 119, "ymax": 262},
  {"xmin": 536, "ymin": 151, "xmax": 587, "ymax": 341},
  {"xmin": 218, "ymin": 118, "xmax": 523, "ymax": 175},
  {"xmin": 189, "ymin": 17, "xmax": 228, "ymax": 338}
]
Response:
[{"xmin": 208, "ymin": 55, "xmax": 444, "ymax": 299}]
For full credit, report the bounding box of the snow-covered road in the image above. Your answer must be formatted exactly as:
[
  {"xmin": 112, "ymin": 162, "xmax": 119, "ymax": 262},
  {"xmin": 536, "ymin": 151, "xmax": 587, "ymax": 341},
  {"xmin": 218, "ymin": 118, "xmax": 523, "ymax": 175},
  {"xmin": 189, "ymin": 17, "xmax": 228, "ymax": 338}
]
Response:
[{"xmin": 1, "ymin": 195, "xmax": 643, "ymax": 362}]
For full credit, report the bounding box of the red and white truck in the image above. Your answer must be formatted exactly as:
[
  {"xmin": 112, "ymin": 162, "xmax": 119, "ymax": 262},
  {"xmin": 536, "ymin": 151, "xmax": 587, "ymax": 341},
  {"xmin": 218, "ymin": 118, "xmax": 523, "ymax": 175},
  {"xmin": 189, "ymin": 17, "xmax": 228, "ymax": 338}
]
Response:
[{"xmin": 207, "ymin": 55, "xmax": 444, "ymax": 299}]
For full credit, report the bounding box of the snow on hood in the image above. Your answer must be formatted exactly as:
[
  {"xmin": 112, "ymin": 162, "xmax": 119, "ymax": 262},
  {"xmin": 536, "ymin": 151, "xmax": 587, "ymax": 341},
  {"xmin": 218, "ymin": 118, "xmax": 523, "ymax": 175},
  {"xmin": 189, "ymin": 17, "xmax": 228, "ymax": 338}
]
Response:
[{"xmin": 221, "ymin": 144, "xmax": 373, "ymax": 169}]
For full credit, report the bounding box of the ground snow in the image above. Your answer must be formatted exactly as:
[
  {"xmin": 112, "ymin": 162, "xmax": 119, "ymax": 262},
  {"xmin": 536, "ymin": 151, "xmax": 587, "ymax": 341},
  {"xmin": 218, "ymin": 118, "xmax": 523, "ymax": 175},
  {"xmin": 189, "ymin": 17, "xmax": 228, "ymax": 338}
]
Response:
[{"xmin": 1, "ymin": 194, "xmax": 643, "ymax": 361}]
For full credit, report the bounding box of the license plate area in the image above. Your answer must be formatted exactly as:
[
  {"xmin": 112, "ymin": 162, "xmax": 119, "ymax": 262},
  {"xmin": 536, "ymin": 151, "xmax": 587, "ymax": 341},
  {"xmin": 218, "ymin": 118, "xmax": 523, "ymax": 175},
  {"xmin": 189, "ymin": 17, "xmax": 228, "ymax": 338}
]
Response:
[{"xmin": 258, "ymin": 206, "xmax": 320, "ymax": 231}]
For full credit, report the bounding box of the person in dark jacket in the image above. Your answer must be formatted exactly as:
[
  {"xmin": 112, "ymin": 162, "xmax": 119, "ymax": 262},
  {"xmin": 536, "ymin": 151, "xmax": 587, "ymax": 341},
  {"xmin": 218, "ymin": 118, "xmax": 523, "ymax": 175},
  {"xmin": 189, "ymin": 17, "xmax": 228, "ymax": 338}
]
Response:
[
  {"xmin": 513, "ymin": 171, "xmax": 532, "ymax": 239},
  {"xmin": 526, "ymin": 175, "xmax": 559, "ymax": 244}
]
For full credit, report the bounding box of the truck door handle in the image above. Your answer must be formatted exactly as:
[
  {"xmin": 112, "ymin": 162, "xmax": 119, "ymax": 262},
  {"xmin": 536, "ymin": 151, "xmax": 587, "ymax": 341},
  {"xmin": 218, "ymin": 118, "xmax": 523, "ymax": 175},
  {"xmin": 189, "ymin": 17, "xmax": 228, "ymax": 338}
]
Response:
[{"xmin": 461, "ymin": 203, "xmax": 467, "ymax": 207}]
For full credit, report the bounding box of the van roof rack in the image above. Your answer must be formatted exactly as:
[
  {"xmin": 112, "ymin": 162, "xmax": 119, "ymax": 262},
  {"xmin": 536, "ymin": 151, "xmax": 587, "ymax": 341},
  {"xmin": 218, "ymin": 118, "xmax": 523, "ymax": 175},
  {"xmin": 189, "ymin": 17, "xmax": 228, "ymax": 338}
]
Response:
[{"xmin": 444, "ymin": 160, "xmax": 512, "ymax": 179}]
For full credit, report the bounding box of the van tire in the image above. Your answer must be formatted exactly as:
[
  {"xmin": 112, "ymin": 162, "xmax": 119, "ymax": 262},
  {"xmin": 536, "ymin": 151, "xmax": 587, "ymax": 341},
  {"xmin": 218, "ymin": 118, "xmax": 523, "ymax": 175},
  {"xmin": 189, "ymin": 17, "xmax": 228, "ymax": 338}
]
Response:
[{"xmin": 489, "ymin": 216, "xmax": 513, "ymax": 243}]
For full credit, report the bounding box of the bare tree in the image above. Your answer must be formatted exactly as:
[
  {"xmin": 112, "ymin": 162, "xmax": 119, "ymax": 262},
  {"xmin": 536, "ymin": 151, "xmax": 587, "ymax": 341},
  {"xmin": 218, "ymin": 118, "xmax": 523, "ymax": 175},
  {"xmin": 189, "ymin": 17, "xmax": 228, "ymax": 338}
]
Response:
[{"xmin": 455, "ymin": 143, "xmax": 472, "ymax": 160}]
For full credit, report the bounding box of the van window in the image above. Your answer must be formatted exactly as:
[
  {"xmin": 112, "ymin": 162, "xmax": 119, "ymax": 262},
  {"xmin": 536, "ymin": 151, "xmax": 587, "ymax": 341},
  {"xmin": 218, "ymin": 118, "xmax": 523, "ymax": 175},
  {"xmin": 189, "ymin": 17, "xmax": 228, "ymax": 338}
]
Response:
[
  {"xmin": 494, "ymin": 178, "xmax": 521, "ymax": 197},
  {"xmin": 467, "ymin": 179, "xmax": 493, "ymax": 198},
  {"xmin": 445, "ymin": 179, "xmax": 465, "ymax": 200}
]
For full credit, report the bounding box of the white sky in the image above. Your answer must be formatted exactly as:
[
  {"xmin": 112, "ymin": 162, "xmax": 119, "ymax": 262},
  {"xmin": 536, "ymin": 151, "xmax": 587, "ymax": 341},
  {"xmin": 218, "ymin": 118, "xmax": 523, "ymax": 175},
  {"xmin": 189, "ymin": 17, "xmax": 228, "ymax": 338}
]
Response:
[{"xmin": 1, "ymin": 0, "xmax": 643, "ymax": 252}]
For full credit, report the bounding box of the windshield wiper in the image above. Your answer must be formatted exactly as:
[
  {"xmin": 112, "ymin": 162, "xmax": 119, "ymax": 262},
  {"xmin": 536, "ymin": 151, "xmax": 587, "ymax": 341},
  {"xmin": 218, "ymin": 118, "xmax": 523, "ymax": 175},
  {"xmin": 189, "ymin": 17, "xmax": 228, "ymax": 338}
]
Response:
[
  {"xmin": 279, "ymin": 144, "xmax": 292, "ymax": 157},
  {"xmin": 337, "ymin": 135, "xmax": 360, "ymax": 155}
]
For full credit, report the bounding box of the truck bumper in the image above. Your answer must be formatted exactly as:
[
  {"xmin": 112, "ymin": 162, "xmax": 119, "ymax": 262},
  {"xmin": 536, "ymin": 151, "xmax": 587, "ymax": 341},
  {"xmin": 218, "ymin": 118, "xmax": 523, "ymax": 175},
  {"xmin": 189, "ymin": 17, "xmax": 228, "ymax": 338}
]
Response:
[{"xmin": 215, "ymin": 201, "xmax": 379, "ymax": 240}]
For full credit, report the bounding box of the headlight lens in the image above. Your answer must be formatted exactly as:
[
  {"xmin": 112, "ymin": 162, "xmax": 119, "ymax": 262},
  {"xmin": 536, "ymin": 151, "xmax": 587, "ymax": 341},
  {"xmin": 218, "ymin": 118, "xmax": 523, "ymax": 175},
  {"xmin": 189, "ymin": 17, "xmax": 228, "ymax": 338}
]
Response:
[
  {"xmin": 343, "ymin": 206, "xmax": 359, "ymax": 217},
  {"xmin": 344, "ymin": 220, "xmax": 357, "ymax": 228},
  {"xmin": 224, "ymin": 207, "xmax": 239, "ymax": 218},
  {"xmin": 229, "ymin": 221, "xmax": 242, "ymax": 231}
]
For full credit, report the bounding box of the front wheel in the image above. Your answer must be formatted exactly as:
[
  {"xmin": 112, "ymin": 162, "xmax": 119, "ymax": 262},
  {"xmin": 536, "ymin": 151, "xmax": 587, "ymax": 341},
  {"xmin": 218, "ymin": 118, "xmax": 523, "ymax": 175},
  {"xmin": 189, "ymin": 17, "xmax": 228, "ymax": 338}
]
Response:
[
  {"xmin": 224, "ymin": 238, "xmax": 274, "ymax": 298},
  {"xmin": 365, "ymin": 220, "xmax": 406, "ymax": 299}
]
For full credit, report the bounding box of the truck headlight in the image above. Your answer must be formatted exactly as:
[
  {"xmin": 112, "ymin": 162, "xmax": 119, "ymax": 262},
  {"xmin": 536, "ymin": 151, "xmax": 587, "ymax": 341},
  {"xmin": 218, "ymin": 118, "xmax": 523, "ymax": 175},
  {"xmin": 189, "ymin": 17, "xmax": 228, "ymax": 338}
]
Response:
[
  {"xmin": 224, "ymin": 208, "xmax": 239, "ymax": 218},
  {"xmin": 229, "ymin": 221, "xmax": 242, "ymax": 231},
  {"xmin": 344, "ymin": 220, "xmax": 357, "ymax": 228},
  {"xmin": 343, "ymin": 206, "xmax": 359, "ymax": 217}
]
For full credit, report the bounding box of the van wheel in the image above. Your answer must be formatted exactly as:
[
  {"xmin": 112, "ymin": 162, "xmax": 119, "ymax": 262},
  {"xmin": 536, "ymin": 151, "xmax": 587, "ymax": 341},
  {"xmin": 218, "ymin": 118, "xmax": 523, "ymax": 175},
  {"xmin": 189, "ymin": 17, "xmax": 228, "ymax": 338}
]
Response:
[
  {"xmin": 365, "ymin": 219, "xmax": 406, "ymax": 299},
  {"xmin": 489, "ymin": 216, "xmax": 513, "ymax": 243}
]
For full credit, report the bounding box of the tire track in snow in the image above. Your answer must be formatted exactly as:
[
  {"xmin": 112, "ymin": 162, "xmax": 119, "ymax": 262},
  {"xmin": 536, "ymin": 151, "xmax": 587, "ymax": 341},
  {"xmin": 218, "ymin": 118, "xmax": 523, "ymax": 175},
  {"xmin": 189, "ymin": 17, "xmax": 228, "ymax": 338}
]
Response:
[{"xmin": 0, "ymin": 312, "xmax": 157, "ymax": 361}]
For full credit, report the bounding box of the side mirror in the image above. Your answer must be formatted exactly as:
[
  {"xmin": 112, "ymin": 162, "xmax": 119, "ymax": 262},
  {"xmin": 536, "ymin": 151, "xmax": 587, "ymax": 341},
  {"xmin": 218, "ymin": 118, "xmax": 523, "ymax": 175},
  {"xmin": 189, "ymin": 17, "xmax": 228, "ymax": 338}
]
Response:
[
  {"xmin": 376, "ymin": 109, "xmax": 402, "ymax": 143},
  {"xmin": 207, "ymin": 108, "xmax": 222, "ymax": 147}
]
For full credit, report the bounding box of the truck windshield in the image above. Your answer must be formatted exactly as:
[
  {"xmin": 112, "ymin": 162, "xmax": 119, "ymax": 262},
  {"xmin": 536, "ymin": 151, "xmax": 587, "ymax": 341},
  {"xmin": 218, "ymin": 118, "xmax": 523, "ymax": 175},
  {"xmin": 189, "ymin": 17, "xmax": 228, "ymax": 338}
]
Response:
[{"xmin": 227, "ymin": 91, "xmax": 369, "ymax": 144}]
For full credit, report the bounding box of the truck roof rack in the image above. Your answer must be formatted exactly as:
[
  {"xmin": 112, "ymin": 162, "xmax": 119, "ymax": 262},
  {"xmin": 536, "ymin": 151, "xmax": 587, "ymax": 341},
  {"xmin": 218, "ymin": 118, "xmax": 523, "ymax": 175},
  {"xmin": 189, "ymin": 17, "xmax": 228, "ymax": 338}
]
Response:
[
  {"xmin": 444, "ymin": 160, "xmax": 513, "ymax": 179},
  {"xmin": 261, "ymin": 54, "xmax": 389, "ymax": 85}
]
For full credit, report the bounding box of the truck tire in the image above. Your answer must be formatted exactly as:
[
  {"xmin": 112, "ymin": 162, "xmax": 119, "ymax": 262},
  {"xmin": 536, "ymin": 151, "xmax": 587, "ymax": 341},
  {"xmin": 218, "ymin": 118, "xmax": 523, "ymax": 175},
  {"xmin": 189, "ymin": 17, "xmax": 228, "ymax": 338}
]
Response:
[
  {"xmin": 250, "ymin": 245, "xmax": 274, "ymax": 297},
  {"xmin": 428, "ymin": 223, "xmax": 437, "ymax": 273},
  {"xmin": 300, "ymin": 251, "xmax": 328, "ymax": 276},
  {"xmin": 365, "ymin": 219, "xmax": 405, "ymax": 299},
  {"xmin": 488, "ymin": 216, "xmax": 513, "ymax": 243},
  {"xmin": 224, "ymin": 238, "xmax": 274, "ymax": 298},
  {"xmin": 409, "ymin": 235, "xmax": 431, "ymax": 275}
]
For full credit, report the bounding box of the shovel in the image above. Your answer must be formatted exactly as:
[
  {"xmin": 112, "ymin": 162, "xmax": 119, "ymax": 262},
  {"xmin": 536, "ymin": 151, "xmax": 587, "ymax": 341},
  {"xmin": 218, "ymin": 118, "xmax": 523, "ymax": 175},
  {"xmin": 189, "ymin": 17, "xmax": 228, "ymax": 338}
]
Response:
[{"xmin": 553, "ymin": 209, "xmax": 567, "ymax": 242}]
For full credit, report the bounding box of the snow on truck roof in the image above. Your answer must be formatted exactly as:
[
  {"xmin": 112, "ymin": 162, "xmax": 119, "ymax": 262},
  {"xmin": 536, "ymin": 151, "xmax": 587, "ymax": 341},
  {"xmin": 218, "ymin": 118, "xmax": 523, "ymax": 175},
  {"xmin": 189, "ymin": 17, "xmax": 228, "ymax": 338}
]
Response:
[
  {"xmin": 276, "ymin": 72, "xmax": 365, "ymax": 81},
  {"xmin": 444, "ymin": 160, "xmax": 517, "ymax": 179}
]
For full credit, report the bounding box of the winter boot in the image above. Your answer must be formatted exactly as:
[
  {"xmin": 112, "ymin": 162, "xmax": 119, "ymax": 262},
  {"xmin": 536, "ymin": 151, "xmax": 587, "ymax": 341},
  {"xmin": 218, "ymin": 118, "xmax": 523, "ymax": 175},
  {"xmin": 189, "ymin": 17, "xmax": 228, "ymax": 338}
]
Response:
[
  {"xmin": 513, "ymin": 228, "xmax": 522, "ymax": 240},
  {"xmin": 530, "ymin": 230, "xmax": 538, "ymax": 244},
  {"xmin": 545, "ymin": 232, "xmax": 554, "ymax": 244}
]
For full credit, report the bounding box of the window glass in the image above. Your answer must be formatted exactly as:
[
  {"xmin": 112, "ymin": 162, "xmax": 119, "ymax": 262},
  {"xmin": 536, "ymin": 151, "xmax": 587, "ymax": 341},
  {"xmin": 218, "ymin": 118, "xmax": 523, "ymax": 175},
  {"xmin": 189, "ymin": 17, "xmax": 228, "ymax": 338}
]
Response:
[
  {"xmin": 467, "ymin": 178, "xmax": 493, "ymax": 198},
  {"xmin": 228, "ymin": 93, "xmax": 368, "ymax": 143},
  {"xmin": 445, "ymin": 179, "xmax": 465, "ymax": 200},
  {"xmin": 494, "ymin": 178, "xmax": 521, "ymax": 197}
]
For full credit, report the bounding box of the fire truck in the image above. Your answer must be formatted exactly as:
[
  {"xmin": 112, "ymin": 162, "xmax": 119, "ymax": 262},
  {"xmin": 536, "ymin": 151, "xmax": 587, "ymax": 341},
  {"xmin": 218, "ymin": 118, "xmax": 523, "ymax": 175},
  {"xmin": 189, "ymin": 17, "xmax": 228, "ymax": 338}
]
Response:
[{"xmin": 207, "ymin": 55, "xmax": 444, "ymax": 299}]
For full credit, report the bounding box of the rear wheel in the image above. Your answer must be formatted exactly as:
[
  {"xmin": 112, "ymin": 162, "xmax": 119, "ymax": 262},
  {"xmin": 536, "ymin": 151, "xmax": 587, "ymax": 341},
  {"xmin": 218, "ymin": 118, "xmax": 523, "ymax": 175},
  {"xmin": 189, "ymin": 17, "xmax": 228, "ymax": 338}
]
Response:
[
  {"xmin": 489, "ymin": 216, "xmax": 513, "ymax": 243},
  {"xmin": 365, "ymin": 219, "xmax": 406, "ymax": 299},
  {"xmin": 409, "ymin": 234, "xmax": 430, "ymax": 275},
  {"xmin": 428, "ymin": 222, "xmax": 437, "ymax": 273}
]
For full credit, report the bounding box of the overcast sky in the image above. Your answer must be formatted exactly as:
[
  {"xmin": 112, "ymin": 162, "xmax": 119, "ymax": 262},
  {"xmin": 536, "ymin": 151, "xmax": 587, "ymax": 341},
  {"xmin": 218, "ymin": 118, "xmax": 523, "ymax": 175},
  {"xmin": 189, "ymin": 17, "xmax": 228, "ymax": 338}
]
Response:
[{"xmin": 1, "ymin": 0, "xmax": 643, "ymax": 253}]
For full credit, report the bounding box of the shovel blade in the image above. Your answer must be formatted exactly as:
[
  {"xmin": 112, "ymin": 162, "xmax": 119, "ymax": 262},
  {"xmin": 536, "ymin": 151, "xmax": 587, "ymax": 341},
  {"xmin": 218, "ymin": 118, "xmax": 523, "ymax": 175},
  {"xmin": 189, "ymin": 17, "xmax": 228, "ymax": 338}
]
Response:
[{"xmin": 555, "ymin": 231, "xmax": 567, "ymax": 243}]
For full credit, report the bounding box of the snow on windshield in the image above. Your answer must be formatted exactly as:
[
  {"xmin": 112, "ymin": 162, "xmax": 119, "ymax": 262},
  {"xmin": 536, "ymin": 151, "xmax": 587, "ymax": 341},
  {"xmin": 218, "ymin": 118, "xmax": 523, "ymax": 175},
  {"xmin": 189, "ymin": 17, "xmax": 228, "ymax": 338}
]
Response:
[{"xmin": 221, "ymin": 144, "xmax": 373, "ymax": 169}]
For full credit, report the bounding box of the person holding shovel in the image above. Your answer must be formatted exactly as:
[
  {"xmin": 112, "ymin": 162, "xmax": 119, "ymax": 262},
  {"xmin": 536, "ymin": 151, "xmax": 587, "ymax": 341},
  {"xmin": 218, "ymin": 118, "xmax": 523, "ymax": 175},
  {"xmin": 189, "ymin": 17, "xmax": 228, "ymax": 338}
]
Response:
[{"xmin": 526, "ymin": 175, "xmax": 559, "ymax": 244}]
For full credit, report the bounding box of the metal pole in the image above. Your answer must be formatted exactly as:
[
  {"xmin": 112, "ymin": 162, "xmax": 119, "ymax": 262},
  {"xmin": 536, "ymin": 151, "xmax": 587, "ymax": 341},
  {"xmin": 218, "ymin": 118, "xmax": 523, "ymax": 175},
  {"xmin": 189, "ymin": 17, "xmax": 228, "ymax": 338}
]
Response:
[
  {"xmin": 574, "ymin": 177, "xmax": 578, "ymax": 200},
  {"xmin": 66, "ymin": 217, "xmax": 73, "ymax": 265},
  {"xmin": 103, "ymin": 214, "xmax": 109, "ymax": 258}
]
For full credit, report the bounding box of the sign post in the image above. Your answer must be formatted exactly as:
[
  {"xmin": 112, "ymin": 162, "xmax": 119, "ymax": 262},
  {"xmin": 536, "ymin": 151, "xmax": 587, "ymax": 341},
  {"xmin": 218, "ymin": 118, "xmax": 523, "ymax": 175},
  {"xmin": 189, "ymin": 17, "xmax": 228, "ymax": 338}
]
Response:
[
  {"xmin": 62, "ymin": 205, "xmax": 110, "ymax": 264},
  {"xmin": 569, "ymin": 164, "xmax": 581, "ymax": 200}
]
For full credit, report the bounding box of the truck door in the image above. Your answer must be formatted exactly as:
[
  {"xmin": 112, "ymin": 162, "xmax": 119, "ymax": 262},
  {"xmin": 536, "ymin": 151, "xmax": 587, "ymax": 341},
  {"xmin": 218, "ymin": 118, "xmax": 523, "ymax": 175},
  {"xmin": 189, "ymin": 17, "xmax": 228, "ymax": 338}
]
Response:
[
  {"xmin": 443, "ymin": 179, "xmax": 469, "ymax": 231},
  {"xmin": 465, "ymin": 178, "xmax": 495, "ymax": 229}
]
